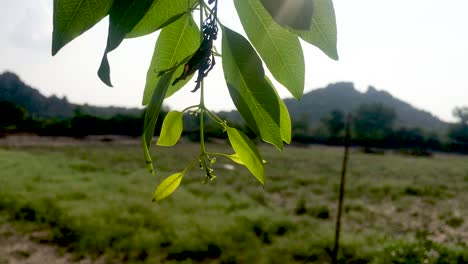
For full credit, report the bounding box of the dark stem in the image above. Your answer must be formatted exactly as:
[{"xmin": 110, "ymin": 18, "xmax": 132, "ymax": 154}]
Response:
[
  {"xmin": 331, "ymin": 114, "xmax": 352, "ymax": 264},
  {"xmin": 198, "ymin": 0, "xmax": 206, "ymax": 156}
]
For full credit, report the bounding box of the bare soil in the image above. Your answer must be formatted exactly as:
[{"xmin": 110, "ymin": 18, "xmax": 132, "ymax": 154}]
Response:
[{"xmin": 0, "ymin": 223, "xmax": 112, "ymax": 264}]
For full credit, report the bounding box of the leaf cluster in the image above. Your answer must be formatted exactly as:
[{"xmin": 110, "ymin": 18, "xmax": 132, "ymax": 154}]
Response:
[{"xmin": 52, "ymin": 0, "xmax": 338, "ymax": 200}]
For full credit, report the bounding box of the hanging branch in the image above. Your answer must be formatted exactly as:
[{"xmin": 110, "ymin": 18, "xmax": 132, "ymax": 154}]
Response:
[
  {"xmin": 172, "ymin": 0, "xmax": 218, "ymax": 92},
  {"xmin": 51, "ymin": 0, "xmax": 339, "ymax": 201}
]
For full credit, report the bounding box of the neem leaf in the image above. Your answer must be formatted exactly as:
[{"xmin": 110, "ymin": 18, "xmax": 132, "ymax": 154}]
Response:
[
  {"xmin": 279, "ymin": 96, "xmax": 292, "ymax": 144},
  {"xmin": 127, "ymin": 0, "xmax": 197, "ymax": 38},
  {"xmin": 222, "ymin": 26, "xmax": 283, "ymax": 150},
  {"xmin": 142, "ymin": 14, "xmax": 200, "ymax": 105},
  {"xmin": 259, "ymin": 0, "xmax": 313, "ymax": 30},
  {"xmin": 157, "ymin": 111, "xmax": 183, "ymax": 146},
  {"xmin": 226, "ymin": 127, "xmax": 265, "ymax": 184},
  {"xmin": 142, "ymin": 70, "xmax": 175, "ymax": 174},
  {"xmin": 225, "ymin": 153, "xmax": 266, "ymax": 165},
  {"xmin": 153, "ymin": 171, "xmax": 185, "ymax": 201},
  {"xmin": 265, "ymin": 77, "xmax": 292, "ymax": 144},
  {"xmin": 292, "ymin": 0, "xmax": 338, "ymax": 60},
  {"xmin": 227, "ymin": 153, "xmax": 244, "ymax": 165},
  {"xmin": 98, "ymin": 0, "xmax": 154, "ymax": 86},
  {"xmin": 234, "ymin": 0, "xmax": 305, "ymax": 99},
  {"xmin": 52, "ymin": 0, "xmax": 113, "ymax": 55}
]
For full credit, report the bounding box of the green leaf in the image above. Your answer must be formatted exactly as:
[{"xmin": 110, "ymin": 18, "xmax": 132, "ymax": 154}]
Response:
[
  {"xmin": 278, "ymin": 97, "xmax": 292, "ymax": 144},
  {"xmin": 127, "ymin": 0, "xmax": 197, "ymax": 38},
  {"xmin": 225, "ymin": 153, "xmax": 266, "ymax": 165},
  {"xmin": 157, "ymin": 111, "xmax": 183, "ymax": 146},
  {"xmin": 153, "ymin": 171, "xmax": 185, "ymax": 201},
  {"xmin": 279, "ymin": 96, "xmax": 292, "ymax": 144},
  {"xmin": 142, "ymin": 70, "xmax": 175, "ymax": 174},
  {"xmin": 98, "ymin": 0, "xmax": 154, "ymax": 86},
  {"xmin": 222, "ymin": 26, "xmax": 283, "ymax": 150},
  {"xmin": 227, "ymin": 153, "xmax": 244, "ymax": 165},
  {"xmin": 265, "ymin": 77, "xmax": 292, "ymax": 144},
  {"xmin": 259, "ymin": 0, "xmax": 313, "ymax": 30},
  {"xmin": 52, "ymin": 0, "xmax": 113, "ymax": 55},
  {"xmin": 226, "ymin": 127, "xmax": 265, "ymax": 184},
  {"xmin": 292, "ymin": 0, "xmax": 338, "ymax": 60},
  {"xmin": 234, "ymin": 0, "xmax": 305, "ymax": 99},
  {"xmin": 142, "ymin": 14, "xmax": 200, "ymax": 105}
]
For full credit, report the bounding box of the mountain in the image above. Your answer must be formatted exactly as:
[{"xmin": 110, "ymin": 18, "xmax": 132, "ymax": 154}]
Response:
[
  {"xmin": 283, "ymin": 82, "xmax": 447, "ymax": 132},
  {"xmin": 0, "ymin": 72, "xmax": 142, "ymax": 119},
  {"xmin": 1, "ymin": 72, "xmax": 447, "ymax": 132},
  {"xmin": 219, "ymin": 82, "xmax": 447, "ymax": 132}
]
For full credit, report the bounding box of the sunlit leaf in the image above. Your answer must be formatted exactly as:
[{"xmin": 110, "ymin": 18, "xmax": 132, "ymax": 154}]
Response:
[
  {"xmin": 98, "ymin": 0, "xmax": 154, "ymax": 86},
  {"xmin": 225, "ymin": 153, "xmax": 266, "ymax": 165},
  {"xmin": 227, "ymin": 153, "xmax": 244, "ymax": 165},
  {"xmin": 222, "ymin": 26, "xmax": 283, "ymax": 150},
  {"xmin": 52, "ymin": 0, "xmax": 113, "ymax": 55},
  {"xmin": 157, "ymin": 111, "xmax": 183, "ymax": 146},
  {"xmin": 142, "ymin": 70, "xmax": 175, "ymax": 174},
  {"xmin": 226, "ymin": 127, "xmax": 265, "ymax": 184},
  {"xmin": 259, "ymin": 0, "xmax": 313, "ymax": 30},
  {"xmin": 142, "ymin": 14, "xmax": 200, "ymax": 105},
  {"xmin": 279, "ymin": 100, "xmax": 292, "ymax": 144},
  {"xmin": 292, "ymin": 0, "xmax": 338, "ymax": 60},
  {"xmin": 234, "ymin": 0, "xmax": 305, "ymax": 99},
  {"xmin": 127, "ymin": 0, "xmax": 197, "ymax": 38},
  {"xmin": 153, "ymin": 171, "xmax": 185, "ymax": 201},
  {"xmin": 265, "ymin": 77, "xmax": 292, "ymax": 144}
]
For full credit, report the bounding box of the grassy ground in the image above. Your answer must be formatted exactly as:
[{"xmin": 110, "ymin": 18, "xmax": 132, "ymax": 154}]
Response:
[{"xmin": 0, "ymin": 140, "xmax": 467, "ymax": 263}]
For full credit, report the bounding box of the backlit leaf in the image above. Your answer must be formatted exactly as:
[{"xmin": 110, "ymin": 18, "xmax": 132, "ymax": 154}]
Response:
[
  {"xmin": 52, "ymin": 0, "xmax": 113, "ymax": 55},
  {"xmin": 225, "ymin": 153, "xmax": 266, "ymax": 165},
  {"xmin": 259, "ymin": 0, "xmax": 313, "ymax": 30},
  {"xmin": 265, "ymin": 77, "xmax": 292, "ymax": 144},
  {"xmin": 157, "ymin": 111, "xmax": 183, "ymax": 146},
  {"xmin": 227, "ymin": 153, "xmax": 244, "ymax": 165},
  {"xmin": 292, "ymin": 0, "xmax": 338, "ymax": 60},
  {"xmin": 142, "ymin": 14, "xmax": 200, "ymax": 105},
  {"xmin": 234, "ymin": 0, "xmax": 305, "ymax": 99},
  {"xmin": 98, "ymin": 0, "xmax": 154, "ymax": 86},
  {"xmin": 222, "ymin": 26, "xmax": 283, "ymax": 150},
  {"xmin": 226, "ymin": 127, "xmax": 265, "ymax": 184},
  {"xmin": 279, "ymin": 98, "xmax": 292, "ymax": 144},
  {"xmin": 127, "ymin": 0, "xmax": 197, "ymax": 38},
  {"xmin": 153, "ymin": 171, "xmax": 185, "ymax": 201},
  {"xmin": 142, "ymin": 70, "xmax": 175, "ymax": 174}
]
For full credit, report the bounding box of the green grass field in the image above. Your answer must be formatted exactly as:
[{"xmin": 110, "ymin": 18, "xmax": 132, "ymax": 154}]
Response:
[{"xmin": 0, "ymin": 141, "xmax": 467, "ymax": 263}]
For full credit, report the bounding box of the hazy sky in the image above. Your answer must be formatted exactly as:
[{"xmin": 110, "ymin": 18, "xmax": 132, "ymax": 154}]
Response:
[{"xmin": 1, "ymin": 0, "xmax": 467, "ymax": 122}]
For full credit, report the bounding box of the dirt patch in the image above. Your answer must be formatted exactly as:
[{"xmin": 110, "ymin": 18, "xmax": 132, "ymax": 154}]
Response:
[{"xmin": 0, "ymin": 224, "xmax": 109, "ymax": 264}]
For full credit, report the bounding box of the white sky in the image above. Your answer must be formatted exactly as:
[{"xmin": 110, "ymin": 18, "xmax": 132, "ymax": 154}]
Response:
[{"xmin": 1, "ymin": 0, "xmax": 467, "ymax": 122}]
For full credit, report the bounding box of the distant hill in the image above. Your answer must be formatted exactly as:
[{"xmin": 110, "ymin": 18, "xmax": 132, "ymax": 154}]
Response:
[
  {"xmin": 1, "ymin": 72, "xmax": 447, "ymax": 132},
  {"xmin": 283, "ymin": 82, "xmax": 447, "ymax": 132},
  {"xmin": 219, "ymin": 82, "xmax": 447, "ymax": 133},
  {"xmin": 0, "ymin": 72, "xmax": 142, "ymax": 119}
]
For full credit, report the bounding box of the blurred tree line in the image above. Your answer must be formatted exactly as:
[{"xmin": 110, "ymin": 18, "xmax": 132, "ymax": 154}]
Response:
[
  {"xmin": 290, "ymin": 103, "xmax": 468, "ymax": 154},
  {"xmin": 1, "ymin": 100, "xmax": 467, "ymax": 154},
  {"xmin": 0, "ymin": 101, "xmax": 160, "ymax": 138},
  {"xmin": 448, "ymin": 106, "xmax": 468, "ymax": 152}
]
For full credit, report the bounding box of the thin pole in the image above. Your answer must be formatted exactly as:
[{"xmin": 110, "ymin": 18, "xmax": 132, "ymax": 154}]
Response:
[{"xmin": 331, "ymin": 114, "xmax": 352, "ymax": 264}]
